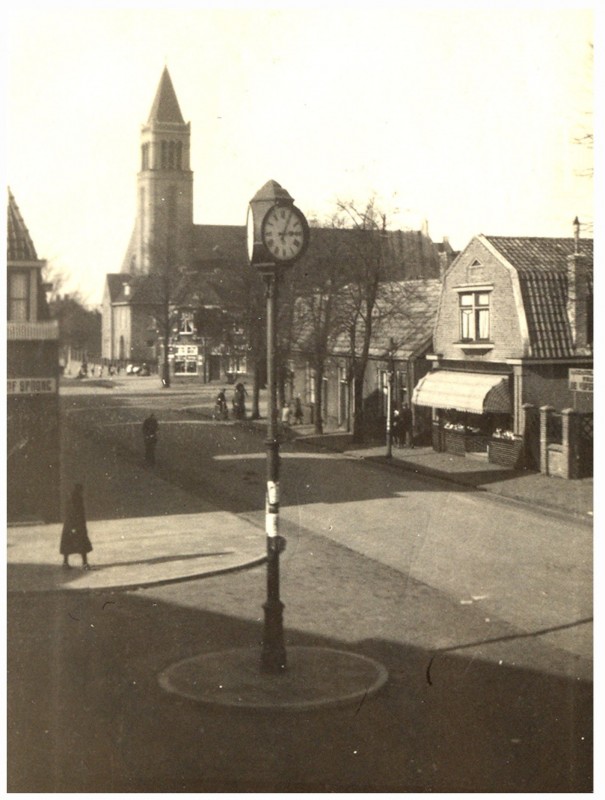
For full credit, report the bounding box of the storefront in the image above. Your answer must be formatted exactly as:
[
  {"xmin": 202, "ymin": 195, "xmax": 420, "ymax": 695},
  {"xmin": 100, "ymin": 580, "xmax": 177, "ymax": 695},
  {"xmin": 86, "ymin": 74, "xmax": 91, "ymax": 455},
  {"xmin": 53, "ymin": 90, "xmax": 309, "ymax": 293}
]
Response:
[
  {"xmin": 172, "ymin": 343, "xmax": 202, "ymax": 377},
  {"xmin": 413, "ymin": 369, "xmax": 518, "ymax": 463}
]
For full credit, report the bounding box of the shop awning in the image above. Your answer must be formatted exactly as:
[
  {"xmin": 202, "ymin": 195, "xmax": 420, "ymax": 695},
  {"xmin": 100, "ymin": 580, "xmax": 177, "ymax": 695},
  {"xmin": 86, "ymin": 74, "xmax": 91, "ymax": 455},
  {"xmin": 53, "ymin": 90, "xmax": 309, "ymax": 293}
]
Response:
[{"xmin": 412, "ymin": 370, "xmax": 512, "ymax": 414}]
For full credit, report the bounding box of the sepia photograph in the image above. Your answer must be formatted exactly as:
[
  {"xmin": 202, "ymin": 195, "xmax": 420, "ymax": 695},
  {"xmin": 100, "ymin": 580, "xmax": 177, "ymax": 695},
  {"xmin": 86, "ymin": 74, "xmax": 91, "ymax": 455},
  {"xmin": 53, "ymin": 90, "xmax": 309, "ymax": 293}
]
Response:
[{"xmin": 5, "ymin": 2, "xmax": 595, "ymax": 793}]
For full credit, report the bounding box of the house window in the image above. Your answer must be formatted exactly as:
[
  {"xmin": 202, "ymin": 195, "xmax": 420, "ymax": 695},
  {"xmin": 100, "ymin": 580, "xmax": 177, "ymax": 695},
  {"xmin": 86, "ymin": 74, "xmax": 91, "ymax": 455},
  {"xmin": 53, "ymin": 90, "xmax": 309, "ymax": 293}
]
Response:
[
  {"xmin": 175, "ymin": 358, "xmax": 198, "ymax": 375},
  {"xmin": 180, "ymin": 312, "xmax": 194, "ymax": 335},
  {"xmin": 460, "ymin": 292, "xmax": 490, "ymax": 341},
  {"xmin": 8, "ymin": 271, "xmax": 30, "ymax": 322}
]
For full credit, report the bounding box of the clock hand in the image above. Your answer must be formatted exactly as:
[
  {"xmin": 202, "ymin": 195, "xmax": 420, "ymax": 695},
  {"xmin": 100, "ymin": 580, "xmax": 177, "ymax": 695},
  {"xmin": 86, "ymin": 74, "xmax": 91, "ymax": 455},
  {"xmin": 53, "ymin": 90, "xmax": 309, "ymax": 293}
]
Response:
[{"xmin": 281, "ymin": 210, "xmax": 293, "ymax": 239}]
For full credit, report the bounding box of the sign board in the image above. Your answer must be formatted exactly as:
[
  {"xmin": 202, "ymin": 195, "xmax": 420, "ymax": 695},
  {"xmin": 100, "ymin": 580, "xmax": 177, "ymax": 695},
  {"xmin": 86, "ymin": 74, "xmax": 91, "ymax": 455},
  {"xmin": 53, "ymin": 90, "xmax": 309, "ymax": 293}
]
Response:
[
  {"xmin": 8, "ymin": 377, "xmax": 57, "ymax": 395},
  {"xmin": 569, "ymin": 368, "xmax": 593, "ymax": 393},
  {"xmin": 175, "ymin": 345, "xmax": 199, "ymax": 356}
]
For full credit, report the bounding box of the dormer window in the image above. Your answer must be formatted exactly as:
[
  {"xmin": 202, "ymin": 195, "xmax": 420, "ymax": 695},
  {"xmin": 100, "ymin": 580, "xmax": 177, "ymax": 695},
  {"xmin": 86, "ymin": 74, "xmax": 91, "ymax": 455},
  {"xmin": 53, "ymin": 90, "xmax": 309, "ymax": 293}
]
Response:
[
  {"xmin": 460, "ymin": 291, "xmax": 490, "ymax": 341},
  {"xmin": 180, "ymin": 312, "xmax": 194, "ymax": 335}
]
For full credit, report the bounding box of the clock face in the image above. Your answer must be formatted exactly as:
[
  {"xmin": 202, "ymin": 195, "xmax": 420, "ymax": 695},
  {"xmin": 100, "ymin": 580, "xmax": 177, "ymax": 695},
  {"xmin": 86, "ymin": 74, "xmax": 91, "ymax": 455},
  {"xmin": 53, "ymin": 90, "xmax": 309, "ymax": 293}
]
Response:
[
  {"xmin": 246, "ymin": 205, "xmax": 255, "ymax": 263},
  {"xmin": 261, "ymin": 204, "xmax": 308, "ymax": 263}
]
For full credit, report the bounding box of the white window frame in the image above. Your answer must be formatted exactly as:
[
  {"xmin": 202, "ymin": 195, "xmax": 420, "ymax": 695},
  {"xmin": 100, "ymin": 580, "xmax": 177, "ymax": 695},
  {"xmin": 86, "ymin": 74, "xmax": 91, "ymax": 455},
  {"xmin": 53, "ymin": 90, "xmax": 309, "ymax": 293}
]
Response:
[{"xmin": 459, "ymin": 290, "xmax": 491, "ymax": 342}]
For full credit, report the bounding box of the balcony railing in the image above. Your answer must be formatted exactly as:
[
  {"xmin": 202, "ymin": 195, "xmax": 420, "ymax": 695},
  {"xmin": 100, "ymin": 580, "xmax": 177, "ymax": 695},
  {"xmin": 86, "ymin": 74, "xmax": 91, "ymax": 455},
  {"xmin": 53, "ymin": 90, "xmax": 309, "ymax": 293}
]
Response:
[{"xmin": 7, "ymin": 320, "xmax": 59, "ymax": 341}]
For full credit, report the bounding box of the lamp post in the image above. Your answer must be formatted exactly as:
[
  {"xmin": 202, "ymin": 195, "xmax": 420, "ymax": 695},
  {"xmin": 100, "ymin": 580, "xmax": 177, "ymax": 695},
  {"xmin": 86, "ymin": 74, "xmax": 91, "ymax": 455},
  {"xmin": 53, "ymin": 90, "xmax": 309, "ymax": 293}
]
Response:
[
  {"xmin": 385, "ymin": 337, "xmax": 395, "ymax": 459},
  {"xmin": 246, "ymin": 181, "xmax": 310, "ymax": 674}
]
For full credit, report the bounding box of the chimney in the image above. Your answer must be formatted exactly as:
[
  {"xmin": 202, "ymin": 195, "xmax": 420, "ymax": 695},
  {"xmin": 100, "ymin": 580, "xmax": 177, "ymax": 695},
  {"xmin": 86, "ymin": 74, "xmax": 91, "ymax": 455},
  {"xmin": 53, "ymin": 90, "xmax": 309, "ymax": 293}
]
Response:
[{"xmin": 567, "ymin": 218, "xmax": 590, "ymax": 354}]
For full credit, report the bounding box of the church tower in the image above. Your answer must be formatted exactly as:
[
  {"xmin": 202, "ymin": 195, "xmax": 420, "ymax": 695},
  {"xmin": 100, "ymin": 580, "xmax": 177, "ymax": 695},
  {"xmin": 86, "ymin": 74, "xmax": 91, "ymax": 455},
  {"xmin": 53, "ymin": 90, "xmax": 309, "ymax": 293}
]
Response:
[{"xmin": 128, "ymin": 67, "xmax": 193, "ymax": 276}]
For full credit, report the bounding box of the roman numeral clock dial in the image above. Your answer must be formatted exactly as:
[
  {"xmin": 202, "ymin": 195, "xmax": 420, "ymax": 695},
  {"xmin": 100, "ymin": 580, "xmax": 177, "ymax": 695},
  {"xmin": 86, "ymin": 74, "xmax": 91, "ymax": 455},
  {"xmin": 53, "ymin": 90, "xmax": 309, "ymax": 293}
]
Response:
[{"xmin": 261, "ymin": 204, "xmax": 309, "ymax": 263}]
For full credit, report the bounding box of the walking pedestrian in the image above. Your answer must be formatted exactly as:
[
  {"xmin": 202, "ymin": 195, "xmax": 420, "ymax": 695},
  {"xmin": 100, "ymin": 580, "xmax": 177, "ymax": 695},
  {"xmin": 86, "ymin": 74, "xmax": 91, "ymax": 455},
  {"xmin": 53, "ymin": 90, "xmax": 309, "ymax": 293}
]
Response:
[
  {"xmin": 233, "ymin": 382, "xmax": 247, "ymax": 420},
  {"xmin": 60, "ymin": 483, "xmax": 92, "ymax": 570},
  {"xmin": 391, "ymin": 408, "xmax": 402, "ymax": 448},
  {"xmin": 293, "ymin": 395, "xmax": 304, "ymax": 425},
  {"xmin": 400, "ymin": 403, "xmax": 414, "ymax": 448},
  {"xmin": 142, "ymin": 412, "xmax": 159, "ymax": 465}
]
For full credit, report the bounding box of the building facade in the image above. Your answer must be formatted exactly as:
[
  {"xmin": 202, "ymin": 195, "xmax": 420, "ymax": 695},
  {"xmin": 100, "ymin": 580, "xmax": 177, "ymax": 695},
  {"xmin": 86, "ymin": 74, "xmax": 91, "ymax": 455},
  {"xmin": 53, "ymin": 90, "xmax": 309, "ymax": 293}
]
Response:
[
  {"xmin": 7, "ymin": 189, "xmax": 61, "ymax": 522},
  {"xmin": 413, "ymin": 226, "xmax": 593, "ymax": 475},
  {"xmin": 103, "ymin": 68, "xmax": 453, "ymax": 384},
  {"xmin": 290, "ymin": 279, "xmax": 443, "ymax": 436}
]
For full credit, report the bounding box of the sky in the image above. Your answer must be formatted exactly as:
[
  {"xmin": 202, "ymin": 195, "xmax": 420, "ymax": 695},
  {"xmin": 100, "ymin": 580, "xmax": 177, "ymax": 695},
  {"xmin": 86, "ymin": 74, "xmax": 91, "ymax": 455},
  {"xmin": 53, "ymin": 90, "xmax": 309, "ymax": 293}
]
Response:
[{"xmin": 4, "ymin": 3, "xmax": 595, "ymax": 305}]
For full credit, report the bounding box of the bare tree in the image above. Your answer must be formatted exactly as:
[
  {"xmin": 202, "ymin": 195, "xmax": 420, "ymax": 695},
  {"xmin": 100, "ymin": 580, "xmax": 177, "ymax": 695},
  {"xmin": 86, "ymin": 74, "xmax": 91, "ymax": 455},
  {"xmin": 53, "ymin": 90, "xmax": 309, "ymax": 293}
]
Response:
[
  {"xmin": 142, "ymin": 206, "xmax": 193, "ymax": 387},
  {"xmin": 332, "ymin": 197, "xmax": 390, "ymax": 442},
  {"xmin": 290, "ymin": 220, "xmax": 350, "ymax": 433}
]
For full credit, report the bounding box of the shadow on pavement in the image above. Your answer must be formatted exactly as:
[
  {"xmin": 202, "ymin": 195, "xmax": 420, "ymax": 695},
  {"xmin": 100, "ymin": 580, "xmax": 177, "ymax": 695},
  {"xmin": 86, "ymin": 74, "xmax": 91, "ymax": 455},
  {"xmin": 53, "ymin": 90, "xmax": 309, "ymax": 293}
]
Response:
[{"xmin": 7, "ymin": 585, "xmax": 592, "ymax": 793}]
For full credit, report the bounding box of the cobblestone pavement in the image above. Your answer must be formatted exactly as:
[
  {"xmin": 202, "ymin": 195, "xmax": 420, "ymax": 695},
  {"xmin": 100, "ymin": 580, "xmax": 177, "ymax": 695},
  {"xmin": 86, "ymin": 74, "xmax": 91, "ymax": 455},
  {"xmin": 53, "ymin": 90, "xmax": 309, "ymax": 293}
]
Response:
[{"xmin": 7, "ymin": 382, "xmax": 593, "ymax": 792}]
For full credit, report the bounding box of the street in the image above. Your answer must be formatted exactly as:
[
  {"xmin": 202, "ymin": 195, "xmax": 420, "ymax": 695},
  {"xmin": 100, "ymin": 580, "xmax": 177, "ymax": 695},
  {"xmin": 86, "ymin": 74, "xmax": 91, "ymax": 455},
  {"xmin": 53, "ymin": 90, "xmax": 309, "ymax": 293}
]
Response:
[{"xmin": 7, "ymin": 381, "xmax": 593, "ymax": 792}]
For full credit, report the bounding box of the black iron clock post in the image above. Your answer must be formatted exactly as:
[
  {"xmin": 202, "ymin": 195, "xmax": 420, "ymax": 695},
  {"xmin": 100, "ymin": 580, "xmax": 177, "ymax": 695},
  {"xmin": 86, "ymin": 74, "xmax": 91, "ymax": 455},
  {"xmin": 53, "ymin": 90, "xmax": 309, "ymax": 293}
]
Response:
[{"xmin": 246, "ymin": 180, "xmax": 309, "ymax": 673}]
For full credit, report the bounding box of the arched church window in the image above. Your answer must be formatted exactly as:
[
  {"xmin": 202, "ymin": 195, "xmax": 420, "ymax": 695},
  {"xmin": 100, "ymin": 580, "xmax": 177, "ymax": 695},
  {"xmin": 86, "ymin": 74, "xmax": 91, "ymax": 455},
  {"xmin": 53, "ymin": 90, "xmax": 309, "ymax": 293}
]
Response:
[
  {"xmin": 168, "ymin": 141, "xmax": 176, "ymax": 169},
  {"xmin": 176, "ymin": 141, "xmax": 183, "ymax": 169},
  {"xmin": 161, "ymin": 141, "xmax": 168, "ymax": 168}
]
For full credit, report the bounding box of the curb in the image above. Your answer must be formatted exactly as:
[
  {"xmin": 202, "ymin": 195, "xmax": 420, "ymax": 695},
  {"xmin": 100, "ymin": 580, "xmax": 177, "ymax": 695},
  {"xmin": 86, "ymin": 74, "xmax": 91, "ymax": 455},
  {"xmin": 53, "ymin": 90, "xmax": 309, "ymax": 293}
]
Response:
[
  {"xmin": 158, "ymin": 646, "xmax": 389, "ymax": 711},
  {"xmin": 289, "ymin": 434, "xmax": 593, "ymax": 527},
  {"xmin": 372, "ymin": 455, "xmax": 593, "ymax": 526},
  {"xmin": 7, "ymin": 554, "xmax": 268, "ymax": 596}
]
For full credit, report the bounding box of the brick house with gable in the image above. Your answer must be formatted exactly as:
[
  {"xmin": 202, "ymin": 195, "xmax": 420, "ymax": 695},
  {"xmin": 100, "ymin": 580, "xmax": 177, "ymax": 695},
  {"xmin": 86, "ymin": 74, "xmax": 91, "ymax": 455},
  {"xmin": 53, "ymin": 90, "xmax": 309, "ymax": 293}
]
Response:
[{"xmin": 413, "ymin": 223, "xmax": 593, "ymax": 476}]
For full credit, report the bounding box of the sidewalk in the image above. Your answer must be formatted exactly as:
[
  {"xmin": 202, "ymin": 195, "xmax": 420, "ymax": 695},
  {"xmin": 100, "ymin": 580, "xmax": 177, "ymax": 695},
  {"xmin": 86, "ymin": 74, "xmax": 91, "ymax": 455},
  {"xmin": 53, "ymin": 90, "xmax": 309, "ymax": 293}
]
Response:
[
  {"xmin": 7, "ymin": 420, "xmax": 266, "ymax": 593},
  {"xmin": 179, "ymin": 399, "xmax": 593, "ymax": 524},
  {"xmin": 289, "ymin": 427, "xmax": 594, "ymax": 524},
  {"xmin": 8, "ymin": 399, "xmax": 592, "ymax": 595}
]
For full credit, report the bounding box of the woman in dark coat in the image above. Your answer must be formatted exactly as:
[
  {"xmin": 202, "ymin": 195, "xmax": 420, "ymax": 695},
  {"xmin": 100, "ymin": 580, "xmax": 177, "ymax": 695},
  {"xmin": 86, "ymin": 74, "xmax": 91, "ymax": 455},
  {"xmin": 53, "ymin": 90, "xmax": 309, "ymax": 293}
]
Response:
[{"xmin": 60, "ymin": 483, "xmax": 92, "ymax": 569}]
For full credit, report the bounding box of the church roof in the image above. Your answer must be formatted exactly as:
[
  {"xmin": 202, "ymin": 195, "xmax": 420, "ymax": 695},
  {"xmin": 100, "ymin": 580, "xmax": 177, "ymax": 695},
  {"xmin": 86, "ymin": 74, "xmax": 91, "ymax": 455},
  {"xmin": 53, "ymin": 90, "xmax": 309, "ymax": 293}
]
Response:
[
  {"xmin": 192, "ymin": 224, "xmax": 247, "ymax": 268},
  {"xmin": 148, "ymin": 67, "xmax": 185, "ymax": 124},
  {"xmin": 7, "ymin": 188, "xmax": 39, "ymax": 262}
]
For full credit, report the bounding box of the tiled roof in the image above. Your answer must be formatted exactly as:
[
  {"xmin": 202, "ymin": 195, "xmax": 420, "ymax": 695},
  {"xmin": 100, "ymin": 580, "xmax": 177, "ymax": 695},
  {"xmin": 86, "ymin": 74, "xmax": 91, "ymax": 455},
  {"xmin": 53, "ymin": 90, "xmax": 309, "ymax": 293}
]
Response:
[
  {"xmin": 112, "ymin": 274, "xmax": 166, "ymax": 305},
  {"xmin": 172, "ymin": 269, "xmax": 237, "ymax": 310},
  {"xmin": 485, "ymin": 236, "xmax": 593, "ymax": 271},
  {"xmin": 106, "ymin": 274, "xmax": 128, "ymax": 302},
  {"xmin": 7, "ymin": 189, "xmax": 38, "ymax": 262},
  {"xmin": 332, "ymin": 279, "xmax": 442, "ymax": 359},
  {"xmin": 148, "ymin": 67, "xmax": 184, "ymax": 124},
  {"xmin": 302, "ymin": 226, "xmax": 442, "ymax": 280},
  {"xmin": 484, "ymin": 236, "xmax": 593, "ymax": 358},
  {"xmin": 192, "ymin": 225, "xmax": 247, "ymax": 268}
]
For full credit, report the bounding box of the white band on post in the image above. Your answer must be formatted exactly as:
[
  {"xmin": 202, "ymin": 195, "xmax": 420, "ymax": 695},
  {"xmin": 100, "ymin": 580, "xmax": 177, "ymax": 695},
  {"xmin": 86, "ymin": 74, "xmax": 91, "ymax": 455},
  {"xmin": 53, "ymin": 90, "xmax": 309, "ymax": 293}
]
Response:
[
  {"xmin": 267, "ymin": 481, "xmax": 279, "ymax": 505},
  {"xmin": 266, "ymin": 512, "xmax": 278, "ymax": 537}
]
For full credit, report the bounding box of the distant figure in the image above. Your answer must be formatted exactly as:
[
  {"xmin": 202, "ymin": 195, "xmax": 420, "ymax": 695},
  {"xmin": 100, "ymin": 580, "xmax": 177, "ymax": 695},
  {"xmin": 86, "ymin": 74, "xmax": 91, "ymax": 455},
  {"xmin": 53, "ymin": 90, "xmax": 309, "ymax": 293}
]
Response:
[
  {"xmin": 142, "ymin": 412, "xmax": 159, "ymax": 465},
  {"xmin": 400, "ymin": 403, "xmax": 414, "ymax": 448},
  {"xmin": 293, "ymin": 395, "xmax": 304, "ymax": 425},
  {"xmin": 232, "ymin": 382, "xmax": 247, "ymax": 420},
  {"xmin": 391, "ymin": 408, "xmax": 402, "ymax": 448},
  {"xmin": 214, "ymin": 389, "xmax": 228, "ymax": 420},
  {"xmin": 281, "ymin": 402, "xmax": 291, "ymax": 426},
  {"xmin": 60, "ymin": 483, "xmax": 92, "ymax": 570}
]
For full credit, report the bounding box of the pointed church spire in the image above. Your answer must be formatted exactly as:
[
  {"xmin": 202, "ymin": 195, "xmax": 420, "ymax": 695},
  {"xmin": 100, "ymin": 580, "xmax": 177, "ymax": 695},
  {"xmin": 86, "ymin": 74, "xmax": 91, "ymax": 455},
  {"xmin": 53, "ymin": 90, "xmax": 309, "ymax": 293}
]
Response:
[
  {"xmin": 148, "ymin": 66, "xmax": 184, "ymax": 124},
  {"xmin": 7, "ymin": 188, "xmax": 38, "ymax": 261}
]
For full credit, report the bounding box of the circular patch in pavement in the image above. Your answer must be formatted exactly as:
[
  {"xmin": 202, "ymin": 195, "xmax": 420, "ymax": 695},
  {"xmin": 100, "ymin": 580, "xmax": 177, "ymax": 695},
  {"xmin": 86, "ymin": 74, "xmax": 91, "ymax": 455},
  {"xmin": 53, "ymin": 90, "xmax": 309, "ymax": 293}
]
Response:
[{"xmin": 158, "ymin": 646, "xmax": 388, "ymax": 711}]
